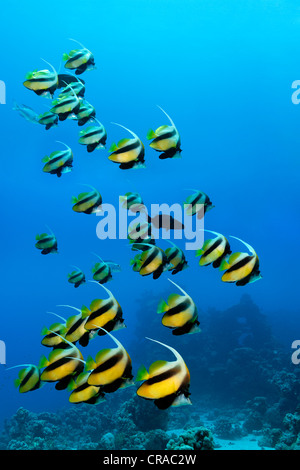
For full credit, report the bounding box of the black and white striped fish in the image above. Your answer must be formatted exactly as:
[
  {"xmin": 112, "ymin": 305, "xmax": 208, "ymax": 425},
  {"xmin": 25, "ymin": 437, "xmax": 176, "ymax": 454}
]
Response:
[
  {"xmin": 91, "ymin": 254, "xmax": 121, "ymax": 284},
  {"xmin": 73, "ymin": 100, "xmax": 96, "ymax": 126},
  {"xmin": 147, "ymin": 106, "xmax": 181, "ymax": 159},
  {"xmin": 42, "ymin": 142, "xmax": 73, "ymax": 177},
  {"xmin": 58, "ymin": 78, "xmax": 85, "ymax": 98},
  {"xmin": 78, "ymin": 119, "xmax": 107, "ymax": 152},
  {"xmin": 50, "ymin": 89, "xmax": 80, "ymax": 121},
  {"xmin": 184, "ymin": 189, "xmax": 215, "ymax": 219},
  {"xmin": 130, "ymin": 243, "xmax": 170, "ymax": 279},
  {"xmin": 136, "ymin": 338, "xmax": 191, "ymax": 409},
  {"xmin": 157, "ymin": 279, "xmax": 200, "ymax": 335},
  {"xmin": 72, "ymin": 185, "xmax": 102, "ymax": 214},
  {"xmin": 67, "ymin": 266, "xmax": 86, "ymax": 288},
  {"xmin": 109, "ymin": 123, "xmax": 145, "ymax": 170},
  {"xmin": 196, "ymin": 229, "xmax": 232, "ymax": 269},
  {"xmin": 38, "ymin": 111, "xmax": 58, "ymax": 130},
  {"xmin": 35, "ymin": 230, "xmax": 58, "ymax": 254},
  {"xmin": 63, "ymin": 39, "xmax": 96, "ymax": 75},
  {"xmin": 220, "ymin": 236, "xmax": 262, "ymax": 286},
  {"xmin": 164, "ymin": 241, "xmax": 188, "ymax": 275}
]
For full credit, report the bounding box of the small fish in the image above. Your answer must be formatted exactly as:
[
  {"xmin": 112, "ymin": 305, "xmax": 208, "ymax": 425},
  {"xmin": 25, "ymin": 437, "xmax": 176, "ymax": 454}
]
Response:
[
  {"xmin": 128, "ymin": 221, "xmax": 155, "ymax": 245},
  {"xmin": 164, "ymin": 241, "xmax": 188, "ymax": 275},
  {"xmin": 8, "ymin": 364, "xmax": 42, "ymax": 394},
  {"xmin": 56, "ymin": 306, "xmax": 91, "ymax": 347},
  {"xmin": 50, "ymin": 88, "xmax": 80, "ymax": 121},
  {"xmin": 13, "ymin": 101, "xmax": 40, "ymax": 124},
  {"xmin": 72, "ymin": 185, "xmax": 102, "ymax": 214},
  {"xmin": 147, "ymin": 106, "xmax": 181, "ymax": 159},
  {"xmin": 63, "ymin": 39, "xmax": 96, "ymax": 75},
  {"xmin": 42, "ymin": 142, "xmax": 73, "ymax": 177},
  {"xmin": 74, "ymin": 100, "xmax": 96, "ymax": 126},
  {"xmin": 78, "ymin": 119, "xmax": 107, "ymax": 152},
  {"xmin": 120, "ymin": 192, "xmax": 144, "ymax": 212},
  {"xmin": 38, "ymin": 111, "xmax": 58, "ymax": 130},
  {"xmin": 136, "ymin": 337, "xmax": 191, "ymax": 409},
  {"xmin": 39, "ymin": 338, "xmax": 84, "ymax": 390},
  {"xmin": 58, "ymin": 78, "xmax": 85, "ymax": 98},
  {"xmin": 91, "ymin": 253, "xmax": 121, "ymax": 284},
  {"xmin": 41, "ymin": 319, "xmax": 67, "ymax": 347},
  {"xmin": 81, "ymin": 282, "xmax": 125, "ymax": 334},
  {"xmin": 23, "ymin": 60, "xmax": 82, "ymax": 98},
  {"xmin": 68, "ymin": 371, "xmax": 105, "ymax": 405},
  {"xmin": 196, "ymin": 229, "xmax": 232, "ymax": 269},
  {"xmin": 35, "ymin": 230, "xmax": 58, "ymax": 254},
  {"xmin": 220, "ymin": 236, "xmax": 262, "ymax": 286},
  {"xmin": 68, "ymin": 266, "xmax": 86, "ymax": 288},
  {"xmin": 157, "ymin": 279, "xmax": 200, "ymax": 335},
  {"xmin": 109, "ymin": 123, "xmax": 145, "ymax": 170},
  {"xmin": 86, "ymin": 328, "xmax": 133, "ymax": 393},
  {"xmin": 184, "ymin": 190, "xmax": 214, "ymax": 219},
  {"xmin": 130, "ymin": 242, "xmax": 171, "ymax": 279}
]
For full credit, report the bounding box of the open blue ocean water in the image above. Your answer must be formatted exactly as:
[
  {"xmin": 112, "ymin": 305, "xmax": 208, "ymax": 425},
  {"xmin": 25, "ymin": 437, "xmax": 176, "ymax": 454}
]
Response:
[{"xmin": 0, "ymin": 0, "xmax": 299, "ymax": 451}]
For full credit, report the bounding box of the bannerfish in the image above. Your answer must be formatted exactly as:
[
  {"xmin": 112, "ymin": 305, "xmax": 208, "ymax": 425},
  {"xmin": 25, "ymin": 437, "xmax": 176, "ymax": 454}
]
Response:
[
  {"xmin": 8, "ymin": 364, "xmax": 42, "ymax": 394},
  {"xmin": 63, "ymin": 39, "xmax": 96, "ymax": 75},
  {"xmin": 68, "ymin": 371, "xmax": 105, "ymax": 405},
  {"xmin": 23, "ymin": 59, "xmax": 80, "ymax": 98},
  {"xmin": 74, "ymin": 100, "xmax": 96, "ymax": 126},
  {"xmin": 196, "ymin": 229, "xmax": 232, "ymax": 269},
  {"xmin": 128, "ymin": 221, "xmax": 155, "ymax": 245},
  {"xmin": 41, "ymin": 319, "xmax": 67, "ymax": 347},
  {"xmin": 220, "ymin": 236, "xmax": 262, "ymax": 286},
  {"xmin": 38, "ymin": 111, "xmax": 58, "ymax": 130},
  {"xmin": 130, "ymin": 242, "xmax": 171, "ymax": 279},
  {"xmin": 109, "ymin": 123, "xmax": 145, "ymax": 170},
  {"xmin": 58, "ymin": 78, "xmax": 85, "ymax": 98},
  {"xmin": 81, "ymin": 282, "xmax": 125, "ymax": 334},
  {"xmin": 78, "ymin": 119, "xmax": 107, "ymax": 152},
  {"xmin": 67, "ymin": 266, "xmax": 86, "ymax": 288},
  {"xmin": 91, "ymin": 253, "xmax": 121, "ymax": 284},
  {"xmin": 56, "ymin": 306, "xmax": 92, "ymax": 348},
  {"xmin": 86, "ymin": 328, "xmax": 133, "ymax": 393},
  {"xmin": 157, "ymin": 279, "xmax": 200, "ymax": 335},
  {"xmin": 164, "ymin": 241, "xmax": 188, "ymax": 275},
  {"xmin": 35, "ymin": 230, "xmax": 58, "ymax": 254},
  {"xmin": 42, "ymin": 141, "xmax": 73, "ymax": 177},
  {"xmin": 50, "ymin": 87, "xmax": 80, "ymax": 121},
  {"xmin": 183, "ymin": 190, "xmax": 214, "ymax": 219},
  {"xmin": 136, "ymin": 337, "xmax": 192, "ymax": 409},
  {"xmin": 12, "ymin": 101, "xmax": 39, "ymax": 124},
  {"xmin": 147, "ymin": 106, "xmax": 181, "ymax": 159},
  {"xmin": 72, "ymin": 185, "xmax": 102, "ymax": 214},
  {"xmin": 120, "ymin": 192, "xmax": 144, "ymax": 212},
  {"xmin": 39, "ymin": 337, "xmax": 84, "ymax": 390}
]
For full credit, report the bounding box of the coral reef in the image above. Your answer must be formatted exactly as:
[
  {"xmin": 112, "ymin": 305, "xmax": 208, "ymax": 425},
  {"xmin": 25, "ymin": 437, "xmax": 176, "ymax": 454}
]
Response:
[{"xmin": 166, "ymin": 427, "xmax": 214, "ymax": 450}]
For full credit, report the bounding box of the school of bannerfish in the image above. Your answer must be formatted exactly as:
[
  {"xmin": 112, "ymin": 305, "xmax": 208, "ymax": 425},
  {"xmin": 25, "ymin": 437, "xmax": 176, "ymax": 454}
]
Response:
[{"xmin": 10, "ymin": 40, "xmax": 262, "ymax": 410}]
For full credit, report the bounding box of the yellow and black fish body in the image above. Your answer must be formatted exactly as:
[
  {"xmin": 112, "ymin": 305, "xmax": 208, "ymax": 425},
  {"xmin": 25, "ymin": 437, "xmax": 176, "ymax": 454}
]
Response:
[
  {"xmin": 196, "ymin": 231, "xmax": 231, "ymax": 269},
  {"xmin": 82, "ymin": 285, "xmax": 125, "ymax": 335},
  {"xmin": 78, "ymin": 123, "xmax": 107, "ymax": 152},
  {"xmin": 72, "ymin": 189, "xmax": 102, "ymax": 214},
  {"xmin": 157, "ymin": 280, "xmax": 200, "ymax": 335},
  {"xmin": 165, "ymin": 245, "xmax": 188, "ymax": 275},
  {"xmin": 58, "ymin": 79, "xmax": 85, "ymax": 99},
  {"xmin": 147, "ymin": 126, "xmax": 181, "ymax": 160},
  {"xmin": 64, "ymin": 314, "xmax": 91, "ymax": 347},
  {"xmin": 86, "ymin": 329, "xmax": 133, "ymax": 393},
  {"xmin": 35, "ymin": 232, "xmax": 58, "ymax": 254},
  {"xmin": 39, "ymin": 343, "xmax": 84, "ymax": 390},
  {"xmin": 42, "ymin": 145, "xmax": 73, "ymax": 177},
  {"xmin": 14, "ymin": 365, "xmax": 42, "ymax": 394},
  {"xmin": 68, "ymin": 372, "xmax": 105, "ymax": 405},
  {"xmin": 51, "ymin": 94, "xmax": 80, "ymax": 121},
  {"xmin": 75, "ymin": 100, "xmax": 96, "ymax": 126},
  {"xmin": 92, "ymin": 262, "xmax": 112, "ymax": 284},
  {"xmin": 41, "ymin": 323, "xmax": 66, "ymax": 347},
  {"xmin": 184, "ymin": 190, "xmax": 214, "ymax": 218},
  {"xmin": 130, "ymin": 243, "xmax": 170, "ymax": 279},
  {"xmin": 109, "ymin": 126, "xmax": 145, "ymax": 170},
  {"xmin": 220, "ymin": 236, "xmax": 262, "ymax": 287},
  {"xmin": 38, "ymin": 111, "xmax": 58, "ymax": 130},
  {"xmin": 23, "ymin": 69, "xmax": 58, "ymax": 98},
  {"xmin": 136, "ymin": 338, "xmax": 191, "ymax": 410},
  {"xmin": 63, "ymin": 48, "xmax": 95, "ymax": 75},
  {"xmin": 68, "ymin": 269, "xmax": 86, "ymax": 288},
  {"xmin": 128, "ymin": 221, "xmax": 155, "ymax": 245}
]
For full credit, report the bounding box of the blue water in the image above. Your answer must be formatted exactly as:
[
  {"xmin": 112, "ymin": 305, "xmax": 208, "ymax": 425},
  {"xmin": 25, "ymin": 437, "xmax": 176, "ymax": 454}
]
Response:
[{"xmin": 0, "ymin": 0, "xmax": 299, "ymax": 447}]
